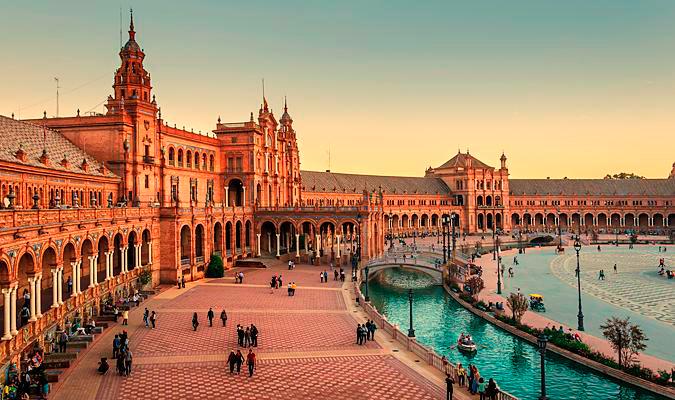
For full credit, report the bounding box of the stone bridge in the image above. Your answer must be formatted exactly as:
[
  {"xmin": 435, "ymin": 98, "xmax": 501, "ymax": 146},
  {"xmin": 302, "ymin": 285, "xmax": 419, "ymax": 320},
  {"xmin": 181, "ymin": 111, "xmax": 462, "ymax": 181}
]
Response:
[{"xmin": 363, "ymin": 254, "xmax": 444, "ymax": 284}]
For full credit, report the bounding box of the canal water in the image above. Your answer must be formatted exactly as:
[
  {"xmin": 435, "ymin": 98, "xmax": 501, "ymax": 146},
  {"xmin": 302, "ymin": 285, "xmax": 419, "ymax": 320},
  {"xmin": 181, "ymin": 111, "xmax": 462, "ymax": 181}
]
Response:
[{"xmin": 365, "ymin": 267, "xmax": 666, "ymax": 400}]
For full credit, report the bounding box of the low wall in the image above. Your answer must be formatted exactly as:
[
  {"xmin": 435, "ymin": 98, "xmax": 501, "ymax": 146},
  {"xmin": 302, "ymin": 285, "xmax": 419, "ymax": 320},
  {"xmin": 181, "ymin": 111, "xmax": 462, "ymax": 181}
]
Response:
[
  {"xmin": 444, "ymin": 285, "xmax": 675, "ymax": 400},
  {"xmin": 354, "ymin": 281, "xmax": 518, "ymax": 400}
]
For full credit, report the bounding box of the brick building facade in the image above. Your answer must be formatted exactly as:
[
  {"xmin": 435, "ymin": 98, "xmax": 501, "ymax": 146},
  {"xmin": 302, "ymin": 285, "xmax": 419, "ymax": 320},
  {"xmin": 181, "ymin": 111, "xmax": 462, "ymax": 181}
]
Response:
[{"xmin": 0, "ymin": 14, "xmax": 673, "ymax": 368}]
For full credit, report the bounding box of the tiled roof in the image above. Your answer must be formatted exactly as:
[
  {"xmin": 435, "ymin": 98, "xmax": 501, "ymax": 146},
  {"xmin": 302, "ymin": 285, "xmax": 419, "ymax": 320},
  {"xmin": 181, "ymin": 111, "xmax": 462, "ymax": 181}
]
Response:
[
  {"xmin": 0, "ymin": 115, "xmax": 118, "ymax": 178},
  {"xmin": 300, "ymin": 170, "xmax": 450, "ymax": 195},
  {"xmin": 510, "ymin": 179, "xmax": 675, "ymax": 196},
  {"xmin": 437, "ymin": 152, "xmax": 492, "ymax": 170}
]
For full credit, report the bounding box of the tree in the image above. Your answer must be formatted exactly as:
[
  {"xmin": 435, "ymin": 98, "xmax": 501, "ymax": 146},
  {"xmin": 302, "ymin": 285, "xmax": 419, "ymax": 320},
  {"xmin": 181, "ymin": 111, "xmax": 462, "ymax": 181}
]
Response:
[
  {"xmin": 465, "ymin": 276, "xmax": 484, "ymax": 301},
  {"xmin": 600, "ymin": 317, "xmax": 648, "ymax": 368},
  {"xmin": 206, "ymin": 254, "xmax": 225, "ymax": 278},
  {"xmin": 506, "ymin": 292, "xmax": 528, "ymax": 323},
  {"xmin": 603, "ymin": 172, "xmax": 645, "ymax": 180}
]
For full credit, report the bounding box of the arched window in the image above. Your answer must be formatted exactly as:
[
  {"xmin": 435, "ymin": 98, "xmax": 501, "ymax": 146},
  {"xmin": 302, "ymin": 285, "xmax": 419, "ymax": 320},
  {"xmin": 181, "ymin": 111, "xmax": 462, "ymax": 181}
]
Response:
[
  {"xmin": 202, "ymin": 154, "xmax": 207, "ymax": 169},
  {"xmin": 209, "ymin": 155, "xmax": 214, "ymax": 171},
  {"xmin": 186, "ymin": 151, "xmax": 192, "ymax": 168},
  {"xmin": 194, "ymin": 152, "xmax": 200, "ymax": 169},
  {"xmin": 168, "ymin": 148, "xmax": 175, "ymax": 166},
  {"xmin": 177, "ymin": 149, "xmax": 184, "ymax": 167}
]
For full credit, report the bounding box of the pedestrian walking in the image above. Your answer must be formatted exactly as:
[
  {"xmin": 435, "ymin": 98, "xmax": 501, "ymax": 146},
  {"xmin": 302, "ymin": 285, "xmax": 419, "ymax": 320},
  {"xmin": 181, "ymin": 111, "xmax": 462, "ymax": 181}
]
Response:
[
  {"xmin": 124, "ymin": 348, "xmax": 133, "ymax": 376},
  {"xmin": 445, "ymin": 373, "xmax": 455, "ymax": 400},
  {"xmin": 235, "ymin": 350, "xmax": 244, "ymax": 374},
  {"xmin": 237, "ymin": 325, "xmax": 244, "ymax": 346},
  {"xmin": 112, "ymin": 334, "xmax": 121, "ymax": 358},
  {"xmin": 150, "ymin": 311, "xmax": 157, "ymax": 329},
  {"xmin": 250, "ymin": 324, "xmax": 258, "ymax": 347},
  {"xmin": 227, "ymin": 350, "xmax": 237, "ymax": 374},
  {"xmin": 246, "ymin": 349, "xmax": 256, "ymax": 377},
  {"xmin": 122, "ymin": 309, "xmax": 129, "ymax": 325},
  {"xmin": 143, "ymin": 308, "xmax": 149, "ymax": 327},
  {"xmin": 67, "ymin": 276, "xmax": 73, "ymax": 295},
  {"xmin": 181, "ymin": 276, "xmax": 186, "ymax": 288},
  {"xmin": 220, "ymin": 309, "xmax": 227, "ymax": 327},
  {"xmin": 368, "ymin": 320, "xmax": 377, "ymax": 341},
  {"xmin": 192, "ymin": 312, "xmax": 199, "ymax": 331},
  {"xmin": 58, "ymin": 330, "xmax": 68, "ymax": 353},
  {"xmin": 613, "ymin": 263, "xmax": 617, "ymax": 273},
  {"xmin": 244, "ymin": 327, "xmax": 251, "ymax": 347},
  {"xmin": 207, "ymin": 307, "xmax": 214, "ymax": 327}
]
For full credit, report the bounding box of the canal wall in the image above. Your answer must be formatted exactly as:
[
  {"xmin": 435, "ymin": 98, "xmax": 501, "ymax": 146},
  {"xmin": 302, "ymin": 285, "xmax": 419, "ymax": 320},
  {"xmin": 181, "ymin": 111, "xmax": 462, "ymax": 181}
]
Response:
[
  {"xmin": 354, "ymin": 280, "xmax": 520, "ymax": 400},
  {"xmin": 443, "ymin": 284, "xmax": 675, "ymax": 400}
]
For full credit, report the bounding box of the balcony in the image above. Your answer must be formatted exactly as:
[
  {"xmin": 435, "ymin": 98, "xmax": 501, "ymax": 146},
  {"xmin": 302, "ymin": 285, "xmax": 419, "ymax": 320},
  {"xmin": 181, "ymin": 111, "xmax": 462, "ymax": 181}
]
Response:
[
  {"xmin": 196, "ymin": 256, "xmax": 205, "ymax": 264},
  {"xmin": 225, "ymin": 167, "xmax": 244, "ymax": 174},
  {"xmin": 180, "ymin": 257, "xmax": 190, "ymax": 266},
  {"xmin": 143, "ymin": 155, "xmax": 155, "ymax": 164}
]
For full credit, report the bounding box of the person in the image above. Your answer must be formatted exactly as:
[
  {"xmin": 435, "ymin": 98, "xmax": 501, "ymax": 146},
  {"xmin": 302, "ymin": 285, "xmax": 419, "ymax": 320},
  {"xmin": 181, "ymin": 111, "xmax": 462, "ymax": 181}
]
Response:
[
  {"xmin": 238, "ymin": 272, "xmax": 244, "ymax": 284},
  {"xmin": 277, "ymin": 274, "xmax": 283, "ymax": 288},
  {"xmin": 150, "ymin": 311, "xmax": 157, "ymax": 329},
  {"xmin": 250, "ymin": 324, "xmax": 259, "ymax": 347},
  {"xmin": 124, "ymin": 348, "xmax": 133, "ymax": 376},
  {"xmin": 181, "ymin": 276, "xmax": 186, "ymax": 288},
  {"xmin": 39, "ymin": 373, "xmax": 49, "ymax": 399},
  {"xmin": 112, "ymin": 334, "xmax": 121, "ymax": 358},
  {"xmin": 58, "ymin": 330, "xmax": 68, "ymax": 353},
  {"xmin": 457, "ymin": 363, "xmax": 466, "ymax": 387},
  {"xmin": 132, "ymin": 292, "xmax": 140, "ymax": 307},
  {"xmin": 237, "ymin": 325, "xmax": 244, "ymax": 346},
  {"xmin": 508, "ymin": 266, "xmax": 514, "ymax": 278},
  {"xmin": 244, "ymin": 327, "xmax": 251, "ymax": 347},
  {"xmin": 227, "ymin": 350, "xmax": 237, "ymax": 374},
  {"xmin": 319, "ymin": 271, "xmax": 324, "ymax": 283},
  {"xmin": 486, "ymin": 378, "xmax": 499, "ymax": 400},
  {"xmin": 192, "ymin": 312, "xmax": 199, "ymax": 331},
  {"xmin": 597, "ymin": 245, "xmax": 601, "ymax": 252},
  {"xmin": 22, "ymin": 289, "xmax": 30, "ymax": 307},
  {"xmin": 207, "ymin": 307, "xmax": 214, "ymax": 327},
  {"xmin": 246, "ymin": 349, "xmax": 256, "ymax": 377},
  {"xmin": 220, "ymin": 309, "xmax": 227, "ymax": 327},
  {"xmin": 368, "ymin": 320, "xmax": 377, "ymax": 341},
  {"xmin": 356, "ymin": 324, "xmax": 363, "ymax": 345},
  {"xmin": 67, "ymin": 276, "xmax": 73, "ymax": 295},
  {"xmin": 445, "ymin": 373, "xmax": 455, "ymax": 400},
  {"xmin": 477, "ymin": 377, "xmax": 487, "ymax": 400},
  {"xmin": 143, "ymin": 308, "xmax": 149, "ymax": 327},
  {"xmin": 20, "ymin": 304, "xmax": 30, "ymax": 327},
  {"xmin": 614, "ymin": 263, "xmax": 617, "ymax": 273},
  {"xmin": 122, "ymin": 309, "xmax": 129, "ymax": 325},
  {"xmin": 235, "ymin": 350, "xmax": 244, "ymax": 374},
  {"xmin": 334, "ymin": 269, "xmax": 339, "ymax": 281},
  {"xmin": 97, "ymin": 357, "xmax": 109, "ymax": 375},
  {"xmin": 288, "ymin": 260, "xmax": 293, "ymax": 270}
]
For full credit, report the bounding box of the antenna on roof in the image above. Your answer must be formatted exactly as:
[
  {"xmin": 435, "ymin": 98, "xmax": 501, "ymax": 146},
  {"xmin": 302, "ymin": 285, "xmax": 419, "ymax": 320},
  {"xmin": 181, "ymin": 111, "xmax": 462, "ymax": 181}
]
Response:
[
  {"xmin": 119, "ymin": 6, "xmax": 123, "ymax": 49},
  {"xmin": 54, "ymin": 77, "xmax": 60, "ymax": 117},
  {"xmin": 326, "ymin": 145, "xmax": 331, "ymax": 173}
]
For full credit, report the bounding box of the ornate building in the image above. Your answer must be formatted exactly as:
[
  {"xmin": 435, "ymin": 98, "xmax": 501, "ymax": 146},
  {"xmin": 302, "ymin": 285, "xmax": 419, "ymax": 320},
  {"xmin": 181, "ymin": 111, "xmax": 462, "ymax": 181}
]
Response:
[{"xmin": 0, "ymin": 13, "xmax": 673, "ymax": 368}]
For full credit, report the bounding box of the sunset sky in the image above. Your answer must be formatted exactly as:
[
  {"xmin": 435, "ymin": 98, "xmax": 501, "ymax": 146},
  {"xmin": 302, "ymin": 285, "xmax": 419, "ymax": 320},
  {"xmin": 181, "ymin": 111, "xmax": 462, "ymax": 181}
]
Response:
[{"xmin": 1, "ymin": 1, "xmax": 674, "ymax": 178}]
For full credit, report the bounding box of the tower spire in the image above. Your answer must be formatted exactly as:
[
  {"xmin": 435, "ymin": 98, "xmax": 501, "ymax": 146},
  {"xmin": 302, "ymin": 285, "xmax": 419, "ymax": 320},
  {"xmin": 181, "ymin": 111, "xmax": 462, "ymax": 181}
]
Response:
[{"xmin": 129, "ymin": 8, "xmax": 136, "ymax": 40}]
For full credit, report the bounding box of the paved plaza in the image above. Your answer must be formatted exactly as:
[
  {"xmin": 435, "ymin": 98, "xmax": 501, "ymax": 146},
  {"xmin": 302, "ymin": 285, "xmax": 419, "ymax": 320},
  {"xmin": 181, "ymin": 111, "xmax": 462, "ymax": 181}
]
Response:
[{"xmin": 52, "ymin": 261, "xmax": 454, "ymax": 400}]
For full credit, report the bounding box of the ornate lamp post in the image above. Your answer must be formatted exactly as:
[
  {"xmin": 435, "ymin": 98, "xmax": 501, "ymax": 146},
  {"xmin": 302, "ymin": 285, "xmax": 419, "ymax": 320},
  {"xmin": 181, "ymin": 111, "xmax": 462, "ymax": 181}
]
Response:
[
  {"xmin": 538, "ymin": 334, "xmax": 548, "ymax": 400},
  {"xmin": 389, "ymin": 211, "xmax": 394, "ymax": 249},
  {"xmin": 407, "ymin": 288, "xmax": 415, "ymax": 337},
  {"xmin": 557, "ymin": 209, "xmax": 562, "ymax": 249},
  {"xmin": 496, "ymin": 235, "xmax": 502, "ymax": 294},
  {"xmin": 364, "ymin": 265, "xmax": 370, "ymax": 302},
  {"xmin": 574, "ymin": 237, "xmax": 585, "ymax": 331},
  {"xmin": 492, "ymin": 211, "xmax": 497, "ymax": 260},
  {"xmin": 441, "ymin": 215, "xmax": 450, "ymax": 264},
  {"xmin": 615, "ymin": 228, "xmax": 619, "ymax": 247},
  {"xmin": 451, "ymin": 213, "xmax": 457, "ymax": 262}
]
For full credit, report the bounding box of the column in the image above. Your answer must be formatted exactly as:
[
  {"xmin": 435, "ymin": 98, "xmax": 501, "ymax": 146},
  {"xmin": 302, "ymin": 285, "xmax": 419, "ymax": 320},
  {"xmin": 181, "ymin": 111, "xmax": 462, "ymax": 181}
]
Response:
[
  {"xmin": 136, "ymin": 244, "xmax": 142, "ymax": 268},
  {"xmin": 267, "ymin": 233, "xmax": 271, "ymax": 253},
  {"xmin": 92, "ymin": 255, "xmax": 98, "ymax": 285},
  {"xmin": 242, "ymin": 186, "xmax": 246, "ymax": 206},
  {"xmin": 148, "ymin": 241, "xmax": 153, "ymax": 264},
  {"xmin": 304, "ymin": 234, "xmax": 308, "ymax": 254},
  {"xmin": 28, "ymin": 277, "xmax": 37, "ymax": 322},
  {"xmin": 35, "ymin": 275, "xmax": 42, "ymax": 318},
  {"xmin": 295, "ymin": 234, "xmax": 300, "ymax": 258},
  {"xmin": 336, "ymin": 235, "xmax": 341, "ymax": 258},
  {"xmin": 2, "ymin": 288, "xmax": 11, "ymax": 340},
  {"xmin": 224, "ymin": 187, "xmax": 229, "ymax": 207},
  {"xmin": 89, "ymin": 256, "xmax": 96, "ymax": 288},
  {"xmin": 264, "ymin": 153, "xmax": 269, "ymax": 173},
  {"xmin": 122, "ymin": 246, "xmax": 128, "ymax": 273},
  {"xmin": 275, "ymin": 233, "xmax": 281, "ymax": 257},
  {"xmin": 256, "ymin": 234, "xmax": 261, "ymax": 257},
  {"xmin": 57, "ymin": 268, "xmax": 63, "ymax": 305},
  {"xmin": 71, "ymin": 261, "xmax": 78, "ymax": 297},
  {"xmin": 104, "ymin": 252, "xmax": 111, "ymax": 280},
  {"xmin": 10, "ymin": 285, "xmax": 18, "ymax": 336},
  {"xmin": 51, "ymin": 269, "xmax": 58, "ymax": 308}
]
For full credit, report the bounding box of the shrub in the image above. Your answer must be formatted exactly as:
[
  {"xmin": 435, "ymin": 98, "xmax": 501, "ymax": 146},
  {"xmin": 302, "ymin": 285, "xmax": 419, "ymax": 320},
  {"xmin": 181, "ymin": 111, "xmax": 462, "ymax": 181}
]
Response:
[
  {"xmin": 506, "ymin": 292, "xmax": 528, "ymax": 323},
  {"xmin": 465, "ymin": 276, "xmax": 485, "ymax": 301},
  {"xmin": 139, "ymin": 269, "xmax": 152, "ymax": 286},
  {"xmin": 206, "ymin": 254, "xmax": 225, "ymax": 278}
]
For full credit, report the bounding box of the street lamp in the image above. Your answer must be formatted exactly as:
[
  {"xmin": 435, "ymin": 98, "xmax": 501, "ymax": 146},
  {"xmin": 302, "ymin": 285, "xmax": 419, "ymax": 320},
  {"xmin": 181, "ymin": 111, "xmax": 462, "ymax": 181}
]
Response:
[
  {"xmin": 538, "ymin": 334, "xmax": 548, "ymax": 400},
  {"xmin": 407, "ymin": 288, "xmax": 415, "ymax": 337},
  {"xmin": 441, "ymin": 215, "xmax": 450, "ymax": 264},
  {"xmin": 492, "ymin": 212, "xmax": 497, "ymax": 261},
  {"xmin": 389, "ymin": 211, "xmax": 394, "ymax": 249},
  {"xmin": 557, "ymin": 210, "xmax": 562, "ymax": 249},
  {"xmin": 364, "ymin": 265, "xmax": 370, "ymax": 302},
  {"xmin": 615, "ymin": 228, "xmax": 619, "ymax": 247},
  {"xmin": 496, "ymin": 235, "xmax": 502, "ymax": 294},
  {"xmin": 574, "ymin": 237, "xmax": 585, "ymax": 331}
]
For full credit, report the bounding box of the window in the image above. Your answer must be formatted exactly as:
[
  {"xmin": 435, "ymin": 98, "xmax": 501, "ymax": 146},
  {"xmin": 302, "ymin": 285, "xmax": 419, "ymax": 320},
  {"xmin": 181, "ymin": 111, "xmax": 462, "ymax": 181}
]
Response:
[
  {"xmin": 144, "ymin": 175, "xmax": 149, "ymax": 188},
  {"xmin": 144, "ymin": 145, "xmax": 150, "ymax": 157},
  {"xmin": 209, "ymin": 155, "xmax": 214, "ymax": 171},
  {"xmin": 168, "ymin": 148, "xmax": 175, "ymax": 165},
  {"xmin": 177, "ymin": 149, "xmax": 183, "ymax": 167}
]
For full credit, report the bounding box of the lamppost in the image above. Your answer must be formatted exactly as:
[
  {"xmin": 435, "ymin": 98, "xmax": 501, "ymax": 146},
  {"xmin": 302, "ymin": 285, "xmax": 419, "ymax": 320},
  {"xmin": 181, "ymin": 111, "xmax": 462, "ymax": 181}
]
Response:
[
  {"xmin": 557, "ymin": 210, "xmax": 562, "ymax": 249},
  {"xmin": 364, "ymin": 265, "xmax": 370, "ymax": 302},
  {"xmin": 496, "ymin": 235, "xmax": 502, "ymax": 294},
  {"xmin": 615, "ymin": 228, "xmax": 619, "ymax": 247},
  {"xmin": 389, "ymin": 211, "xmax": 394, "ymax": 249},
  {"xmin": 356, "ymin": 214, "xmax": 362, "ymax": 262},
  {"xmin": 451, "ymin": 213, "xmax": 457, "ymax": 262},
  {"xmin": 492, "ymin": 212, "xmax": 497, "ymax": 260},
  {"xmin": 442, "ymin": 215, "xmax": 450, "ymax": 264},
  {"xmin": 574, "ymin": 237, "xmax": 585, "ymax": 331},
  {"xmin": 538, "ymin": 334, "xmax": 548, "ymax": 400},
  {"xmin": 407, "ymin": 288, "xmax": 415, "ymax": 337}
]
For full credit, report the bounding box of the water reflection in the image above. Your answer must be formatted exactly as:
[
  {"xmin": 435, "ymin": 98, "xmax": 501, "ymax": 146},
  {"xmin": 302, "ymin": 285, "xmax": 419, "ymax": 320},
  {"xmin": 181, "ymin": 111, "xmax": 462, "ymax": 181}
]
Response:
[{"xmin": 365, "ymin": 267, "xmax": 665, "ymax": 400}]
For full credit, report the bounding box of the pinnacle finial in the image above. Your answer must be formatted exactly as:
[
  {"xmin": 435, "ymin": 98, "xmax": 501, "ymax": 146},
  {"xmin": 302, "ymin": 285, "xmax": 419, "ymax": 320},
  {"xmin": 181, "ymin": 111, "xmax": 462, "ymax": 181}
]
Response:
[
  {"xmin": 284, "ymin": 96, "xmax": 288, "ymax": 113},
  {"xmin": 128, "ymin": 8, "xmax": 136, "ymax": 41}
]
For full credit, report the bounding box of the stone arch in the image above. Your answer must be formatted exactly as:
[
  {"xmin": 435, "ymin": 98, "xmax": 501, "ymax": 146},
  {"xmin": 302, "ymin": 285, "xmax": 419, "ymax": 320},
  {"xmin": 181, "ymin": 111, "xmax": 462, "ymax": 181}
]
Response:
[
  {"xmin": 245, "ymin": 220, "xmax": 252, "ymax": 250},
  {"xmin": 195, "ymin": 224, "xmax": 205, "ymax": 259},
  {"xmin": 486, "ymin": 213, "xmax": 494, "ymax": 230},
  {"xmin": 420, "ymin": 214, "xmax": 429, "ymax": 228},
  {"xmin": 128, "ymin": 230, "xmax": 138, "ymax": 270},
  {"xmin": 392, "ymin": 214, "xmax": 401, "ymax": 230},
  {"xmin": 511, "ymin": 213, "xmax": 521, "ymax": 226},
  {"xmin": 194, "ymin": 151, "xmax": 200, "ymax": 170},
  {"xmin": 597, "ymin": 213, "xmax": 608, "ymax": 227},
  {"xmin": 624, "ymin": 213, "xmax": 635, "ymax": 228},
  {"xmin": 431, "ymin": 214, "xmax": 439, "ymax": 227},
  {"xmin": 638, "ymin": 213, "xmax": 649, "ymax": 228},
  {"xmin": 180, "ymin": 225, "xmax": 192, "ymax": 265},
  {"xmin": 96, "ymin": 235, "xmax": 109, "ymax": 284},
  {"xmin": 495, "ymin": 213, "xmax": 502, "ymax": 229},
  {"xmin": 559, "ymin": 213, "xmax": 568, "ymax": 228},
  {"xmin": 411, "ymin": 214, "xmax": 419, "ymax": 229},
  {"xmin": 62, "ymin": 242, "xmax": 76, "ymax": 290},
  {"xmin": 168, "ymin": 146, "xmax": 176, "ymax": 166},
  {"xmin": 545, "ymin": 213, "xmax": 556, "ymax": 227},
  {"xmin": 0, "ymin": 257, "xmax": 10, "ymax": 287},
  {"xmin": 571, "ymin": 213, "xmax": 581, "ymax": 229},
  {"xmin": 142, "ymin": 229, "xmax": 151, "ymax": 265},
  {"xmin": 485, "ymin": 195, "xmax": 493, "ymax": 207},
  {"xmin": 523, "ymin": 213, "xmax": 532, "ymax": 227},
  {"xmin": 610, "ymin": 213, "xmax": 621, "ymax": 228},
  {"xmin": 213, "ymin": 222, "xmax": 223, "ymax": 254},
  {"xmin": 584, "ymin": 213, "xmax": 594, "ymax": 227},
  {"xmin": 40, "ymin": 246, "xmax": 57, "ymax": 310},
  {"xmin": 668, "ymin": 213, "xmax": 675, "ymax": 227},
  {"xmin": 535, "ymin": 213, "xmax": 544, "ymax": 226},
  {"xmin": 235, "ymin": 220, "xmax": 243, "ymax": 252},
  {"xmin": 16, "ymin": 252, "xmax": 35, "ymax": 328},
  {"xmin": 401, "ymin": 214, "xmax": 409, "ymax": 229},
  {"xmin": 80, "ymin": 238, "xmax": 94, "ymax": 290},
  {"xmin": 186, "ymin": 150, "xmax": 193, "ymax": 168},
  {"xmin": 113, "ymin": 233, "xmax": 124, "ymax": 276},
  {"xmin": 225, "ymin": 221, "xmax": 233, "ymax": 255},
  {"xmin": 260, "ymin": 221, "xmax": 277, "ymax": 256},
  {"xmin": 477, "ymin": 213, "xmax": 485, "ymax": 230},
  {"xmin": 476, "ymin": 195, "xmax": 483, "ymax": 207},
  {"xmin": 653, "ymin": 213, "xmax": 664, "ymax": 227},
  {"xmin": 227, "ymin": 179, "xmax": 244, "ymax": 207},
  {"xmin": 279, "ymin": 221, "xmax": 296, "ymax": 255},
  {"xmin": 177, "ymin": 148, "xmax": 184, "ymax": 167}
]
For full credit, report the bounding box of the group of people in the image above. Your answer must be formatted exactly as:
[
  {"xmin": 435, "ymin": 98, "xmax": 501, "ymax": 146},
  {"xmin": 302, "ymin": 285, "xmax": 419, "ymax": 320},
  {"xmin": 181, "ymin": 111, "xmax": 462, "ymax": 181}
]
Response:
[
  {"xmin": 3, "ymin": 350, "xmax": 50, "ymax": 400},
  {"xmin": 107, "ymin": 330, "xmax": 133, "ymax": 377},
  {"xmin": 227, "ymin": 349, "xmax": 257, "ymax": 377},
  {"xmin": 236, "ymin": 324, "xmax": 259, "ymax": 347},
  {"xmin": 355, "ymin": 320, "xmax": 377, "ymax": 345},
  {"xmin": 142, "ymin": 308, "xmax": 158, "ymax": 329},
  {"xmin": 192, "ymin": 308, "xmax": 229, "ymax": 330},
  {"xmin": 234, "ymin": 271, "xmax": 245, "ymax": 284}
]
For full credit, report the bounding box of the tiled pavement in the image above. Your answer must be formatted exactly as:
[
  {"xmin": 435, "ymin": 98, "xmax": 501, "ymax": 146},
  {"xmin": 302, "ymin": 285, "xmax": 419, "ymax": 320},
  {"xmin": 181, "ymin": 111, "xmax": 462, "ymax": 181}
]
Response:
[{"xmin": 54, "ymin": 260, "xmax": 456, "ymax": 400}]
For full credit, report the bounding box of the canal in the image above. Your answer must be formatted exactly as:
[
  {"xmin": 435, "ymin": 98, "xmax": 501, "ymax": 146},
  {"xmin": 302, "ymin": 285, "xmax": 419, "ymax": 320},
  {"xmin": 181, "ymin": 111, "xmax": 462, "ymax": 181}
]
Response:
[{"xmin": 365, "ymin": 267, "xmax": 666, "ymax": 400}]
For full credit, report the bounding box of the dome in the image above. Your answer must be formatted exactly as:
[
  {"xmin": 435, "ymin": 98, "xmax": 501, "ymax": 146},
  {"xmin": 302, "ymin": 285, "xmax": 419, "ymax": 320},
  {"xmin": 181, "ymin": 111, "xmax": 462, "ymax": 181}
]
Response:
[{"xmin": 123, "ymin": 39, "xmax": 141, "ymax": 52}]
